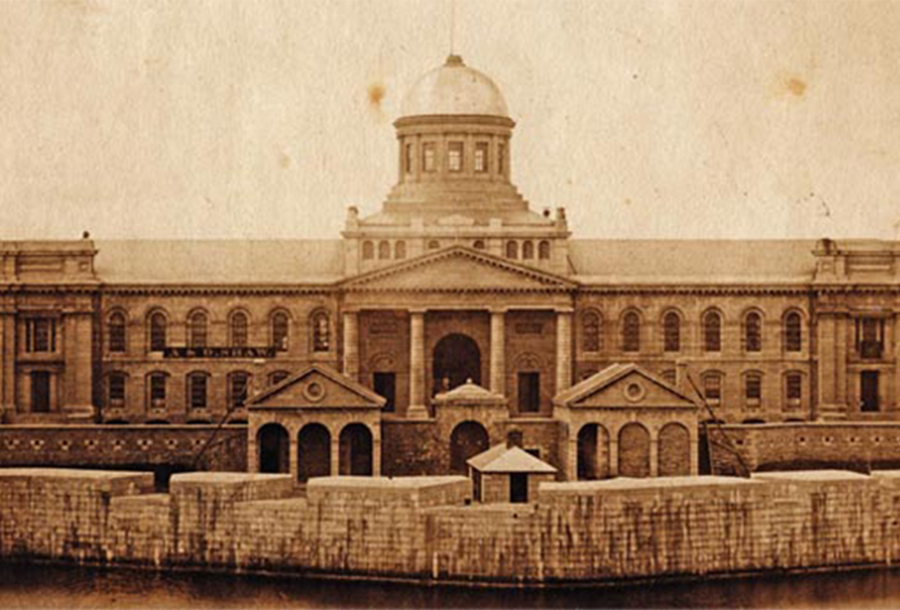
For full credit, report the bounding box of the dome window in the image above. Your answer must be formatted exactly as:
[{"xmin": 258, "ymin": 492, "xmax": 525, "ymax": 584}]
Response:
[
  {"xmin": 362, "ymin": 241, "xmax": 374, "ymax": 260},
  {"xmin": 522, "ymin": 241, "xmax": 534, "ymax": 259},
  {"xmin": 473, "ymin": 240, "xmax": 485, "ymax": 250},
  {"xmin": 378, "ymin": 241, "xmax": 390, "ymax": 260},
  {"xmin": 474, "ymin": 142, "xmax": 489, "ymax": 173},
  {"xmin": 394, "ymin": 241, "xmax": 407, "ymax": 259},
  {"xmin": 428, "ymin": 240, "xmax": 440, "ymax": 250},
  {"xmin": 506, "ymin": 241, "xmax": 518, "ymax": 259},
  {"xmin": 422, "ymin": 143, "xmax": 437, "ymax": 173},
  {"xmin": 448, "ymin": 141, "xmax": 464, "ymax": 172},
  {"xmin": 538, "ymin": 240, "xmax": 551, "ymax": 260}
]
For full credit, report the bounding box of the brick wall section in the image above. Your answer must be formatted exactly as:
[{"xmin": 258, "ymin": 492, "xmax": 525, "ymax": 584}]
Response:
[
  {"xmin": 6, "ymin": 468, "xmax": 900, "ymax": 584},
  {"xmin": 707, "ymin": 423, "xmax": 900, "ymax": 475}
]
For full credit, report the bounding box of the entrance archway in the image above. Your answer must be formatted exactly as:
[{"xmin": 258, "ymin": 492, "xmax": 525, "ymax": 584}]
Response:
[
  {"xmin": 433, "ymin": 333, "xmax": 481, "ymax": 395},
  {"xmin": 618, "ymin": 423, "xmax": 651, "ymax": 478},
  {"xmin": 658, "ymin": 423, "xmax": 691, "ymax": 476},
  {"xmin": 339, "ymin": 424, "xmax": 373, "ymax": 476},
  {"xmin": 450, "ymin": 421, "xmax": 489, "ymax": 475},
  {"xmin": 297, "ymin": 423, "xmax": 331, "ymax": 481},
  {"xmin": 577, "ymin": 423, "xmax": 610, "ymax": 480},
  {"xmin": 257, "ymin": 424, "xmax": 289, "ymax": 474}
]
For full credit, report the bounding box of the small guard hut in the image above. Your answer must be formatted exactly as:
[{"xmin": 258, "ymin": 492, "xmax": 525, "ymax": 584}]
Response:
[{"xmin": 467, "ymin": 443, "xmax": 557, "ymax": 503}]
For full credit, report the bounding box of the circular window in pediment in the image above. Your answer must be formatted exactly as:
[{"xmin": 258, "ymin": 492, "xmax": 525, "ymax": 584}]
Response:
[
  {"xmin": 624, "ymin": 381, "xmax": 645, "ymax": 403},
  {"xmin": 303, "ymin": 381, "xmax": 326, "ymax": 403}
]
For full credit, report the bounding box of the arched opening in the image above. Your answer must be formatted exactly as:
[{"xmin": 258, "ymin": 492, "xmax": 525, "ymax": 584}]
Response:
[
  {"xmin": 339, "ymin": 424, "xmax": 373, "ymax": 476},
  {"xmin": 658, "ymin": 423, "xmax": 691, "ymax": 476},
  {"xmin": 257, "ymin": 424, "xmax": 289, "ymax": 474},
  {"xmin": 450, "ymin": 421, "xmax": 489, "ymax": 475},
  {"xmin": 432, "ymin": 333, "xmax": 481, "ymax": 395},
  {"xmin": 297, "ymin": 423, "xmax": 331, "ymax": 481},
  {"xmin": 618, "ymin": 423, "xmax": 650, "ymax": 478},
  {"xmin": 577, "ymin": 423, "xmax": 610, "ymax": 480}
]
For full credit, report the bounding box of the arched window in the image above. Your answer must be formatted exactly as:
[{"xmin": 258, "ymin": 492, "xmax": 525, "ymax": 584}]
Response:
[
  {"xmin": 147, "ymin": 372, "xmax": 167, "ymax": 409},
  {"xmin": 506, "ymin": 241, "xmax": 518, "ymax": 259},
  {"xmin": 394, "ymin": 241, "xmax": 406, "ymax": 259},
  {"xmin": 362, "ymin": 241, "xmax": 374, "ymax": 260},
  {"xmin": 522, "ymin": 241, "xmax": 534, "ymax": 259},
  {"xmin": 744, "ymin": 312, "xmax": 762, "ymax": 352},
  {"xmin": 149, "ymin": 312, "xmax": 167, "ymax": 352},
  {"xmin": 784, "ymin": 312, "xmax": 802, "ymax": 352},
  {"xmin": 228, "ymin": 371, "xmax": 250, "ymax": 408},
  {"xmin": 108, "ymin": 312, "xmax": 126, "ymax": 353},
  {"xmin": 473, "ymin": 240, "xmax": 485, "ymax": 250},
  {"xmin": 188, "ymin": 311, "xmax": 208, "ymax": 348},
  {"xmin": 428, "ymin": 240, "xmax": 440, "ymax": 250},
  {"xmin": 378, "ymin": 241, "xmax": 390, "ymax": 260},
  {"xmin": 108, "ymin": 372, "xmax": 126, "ymax": 406},
  {"xmin": 663, "ymin": 311, "xmax": 680, "ymax": 352},
  {"xmin": 187, "ymin": 372, "xmax": 208, "ymax": 409},
  {"xmin": 622, "ymin": 311, "xmax": 641, "ymax": 352},
  {"xmin": 311, "ymin": 311, "xmax": 330, "ymax": 352},
  {"xmin": 230, "ymin": 311, "xmax": 248, "ymax": 347},
  {"xmin": 744, "ymin": 372, "xmax": 762, "ymax": 405},
  {"xmin": 582, "ymin": 311, "xmax": 601, "ymax": 352},
  {"xmin": 271, "ymin": 311, "xmax": 289, "ymax": 351},
  {"xmin": 538, "ymin": 240, "xmax": 551, "ymax": 260},
  {"xmin": 703, "ymin": 311, "xmax": 721, "ymax": 352}
]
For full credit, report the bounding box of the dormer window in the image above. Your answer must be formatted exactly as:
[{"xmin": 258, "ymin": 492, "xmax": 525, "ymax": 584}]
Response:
[
  {"xmin": 448, "ymin": 141, "xmax": 464, "ymax": 172},
  {"xmin": 474, "ymin": 142, "xmax": 488, "ymax": 173},
  {"xmin": 422, "ymin": 143, "xmax": 436, "ymax": 173}
]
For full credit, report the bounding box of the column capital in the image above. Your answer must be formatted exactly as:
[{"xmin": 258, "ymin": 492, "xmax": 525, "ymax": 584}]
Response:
[
  {"xmin": 489, "ymin": 307, "xmax": 509, "ymax": 315},
  {"xmin": 408, "ymin": 308, "xmax": 428, "ymax": 315},
  {"xmin": 554, "ymin": 307, "xmax": 575, "ymax": 315}
]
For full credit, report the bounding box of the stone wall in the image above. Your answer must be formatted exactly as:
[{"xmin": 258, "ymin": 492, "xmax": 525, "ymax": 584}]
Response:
[
  {"xmin": 707, "ymin": 422, "xmax": 900, "ymax": 475},
  {"xmin": 6, "ymin": 467, "xmax": 900, "ymax": 584}
]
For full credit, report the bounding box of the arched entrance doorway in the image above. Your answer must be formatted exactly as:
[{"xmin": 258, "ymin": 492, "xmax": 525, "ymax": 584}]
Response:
[
  {"xmin": 450, "ymin": 421, "xmax": 489, "ymax": 475},
  {"xmin": 258, "ymin": 424, "xmax": 289, "ymax": 474},
  {"xmin": 297, "ymin": 423, "xmax": 331, "ymax": 481},
  {"xmin": 339, "ymin": 424, "xmax": 373, "ymax": 476},
  {"xmin": 618, "ymin": 423, "xmax": 651, "ymax": 478},
  {"xmin": 433, "ymin": 333, "xmax": 481, "ymax": 395},
  {"xmin": 658, "ymin": 423, "xmax": 691, "ymax": 476},
  {"xmin": 577, "ymin": 423, "xmax": 610, "ymax": 480}
]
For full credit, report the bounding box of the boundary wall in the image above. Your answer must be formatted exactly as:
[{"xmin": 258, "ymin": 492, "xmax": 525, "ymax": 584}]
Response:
[{"xmin": 4, "ymin": 468, "xmax": 900, "ymax": 584}]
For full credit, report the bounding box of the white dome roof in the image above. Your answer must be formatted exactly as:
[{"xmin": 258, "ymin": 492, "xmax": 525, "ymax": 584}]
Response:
[{"xmin": 401, "ymin": 55, "xmax": 509, "ymax": 118}]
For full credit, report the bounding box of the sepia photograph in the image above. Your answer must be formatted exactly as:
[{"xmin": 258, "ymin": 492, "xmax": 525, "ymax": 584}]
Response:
[{"xmin": 1, "ymin": 0, "xmax": 900, "ymax": 608}]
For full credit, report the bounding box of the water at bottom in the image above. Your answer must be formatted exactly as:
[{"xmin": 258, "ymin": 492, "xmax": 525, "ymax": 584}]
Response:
[{"xmin": 1, "ymin": 562, "xmax": 899, "ymax": 609}]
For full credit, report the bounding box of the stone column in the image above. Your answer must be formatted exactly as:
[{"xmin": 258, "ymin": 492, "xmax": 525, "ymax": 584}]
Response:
[
  {"xmin": 63, "ymin": 306, "xmax": 95, "ymax": 420},
  {"xmin": 649, "ymin": 429, "xmax": 659, "ymax": 477},
  {"xmin": 689, "ymin": 428, "xmax": 700, "ymax": 476},
  {"xmin": 342, "ymin": 311, "xmax": 359, "ymax": 381},
  {"xmin": 407, "ymin": 310, "xmax": 428, "ymax": 419},
  {"xmin": 288, "ymin": 433, "xmax": 298, "ymax": 480},
  {"xmin": 330, "ymin": 437, "xmax": 340, "ymax": 476},
  {"xmin": 609, "ymin": 435, "xmax": 619, "ymax": 477},
  {"xmin": 490, "ymin": 310, "xmax": 506, "ymax": 396},
  {"xmin": 555, "ymin": 310, "xmax": 573, "ymax": 395},
  {"xmin": 0, "ymin": 306, "xmax": 16, "ymax": 420},
  {"xmin": 567, "ymin": 437, "xmax": 578, "ymax": 481},
  {"xmin": 372, "ymin": 434, "xmax": 382, "ymax": 477}
]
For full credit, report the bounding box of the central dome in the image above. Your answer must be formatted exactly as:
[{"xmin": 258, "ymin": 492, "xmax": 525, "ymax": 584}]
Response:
[{"xmin": 401, "ymin": 55, "xmax": 509, "ymax": 118}]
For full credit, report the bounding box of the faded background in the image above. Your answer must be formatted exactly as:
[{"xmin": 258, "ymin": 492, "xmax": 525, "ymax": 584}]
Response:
[{"xmin": 1, "ymin": 0, "xmax": 898, "ymax": 241}]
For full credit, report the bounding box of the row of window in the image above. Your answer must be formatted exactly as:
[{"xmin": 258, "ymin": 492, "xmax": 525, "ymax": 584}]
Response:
[
  {"xmin": 696, "ymin": 370, "xmax": 805, "ymax": 407},
  {"xmin": 581, "ymin": 310, "xmax": 805, "ymax": 354},
  {"xmin": 405, "ymin": 140, "xmax": 505, "ymax": 175},
  {"xmin": 108, "ymin": 310, "xmax": 330, "ymax": 354},
  {"xmin": 107, "ymin": 370, "xmax": 292, "ymax": 411},
  {"xmin": 506, "ymin": 240, "xmax": 551, "ymax": 261},
  {"xmin": 360, "ymin": 239, "xmax": 553, "ymax": 261}
]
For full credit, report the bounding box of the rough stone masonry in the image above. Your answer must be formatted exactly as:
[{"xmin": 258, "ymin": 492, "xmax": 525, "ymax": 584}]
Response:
[{"xmin": 2, "ymin": 467, "xmax": 900, "ymax": 584}]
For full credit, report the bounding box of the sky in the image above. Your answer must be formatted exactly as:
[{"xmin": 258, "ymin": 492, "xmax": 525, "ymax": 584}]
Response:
[{"xmin": 1, "ymin": 0, "xmax": 899, "ymax": 241}]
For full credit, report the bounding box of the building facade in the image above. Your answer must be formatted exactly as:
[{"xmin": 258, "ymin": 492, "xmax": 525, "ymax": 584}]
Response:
[{"xmin": 1, "ymin": 55, "xmax": 899, "ymax": 481}]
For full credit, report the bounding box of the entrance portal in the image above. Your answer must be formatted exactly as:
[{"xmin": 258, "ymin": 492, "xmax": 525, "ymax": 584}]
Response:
[
  {"xmin": 339, "ymin": 423, "xmax": 373, "ymax": 476},
  {"xmin": 450, "ymin": 421, "xmax": 489, "ymax": 475},
  {"xmin": 297, "ymin": 423, "xmax": 331, "ymax": 481},
  {"xmin": 433, "ymin": 333, "xmax": 481, "ymax": 395},
  {"xmin": 258, "ymin": 424, "xmax": 289, "ymax": 474}
]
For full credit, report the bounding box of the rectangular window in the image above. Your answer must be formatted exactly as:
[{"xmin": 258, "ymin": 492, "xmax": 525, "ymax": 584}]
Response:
[
  {"xmin": 861, "ymin": 371, "xmax": 879, "ymax": 412},
  {"xmin": 745, "ymin": 375, "xmax": 761, "ymax": 401},
  {"xmin": 25, "ymin": 318, "xmax": 56, "ymax": 353},
  {"xmin": 786, "ymin": 374, "xmax": 802, "ymax": 402},
  {"xmin": 518, "ymin": 372, "xmax": 540, "ymax": 413},
  {"xmin": 405, "ymin": 143, "xmax": 414, "ymax": 174},
  {"xmin": 447, "ymin": 141, "xmax": 464, "ymax": 172},
  {"xmin": 189, "ymin": 375, "xmax": 207, "ymax": 409},
  {"xmin": 498, "ymin": 142, "xmax": 505, "ymax": 175},
  {"xmin": 108, "ymin": 373, "xmax": 126, "ymax": 405},
  {"xmin": 857, "ymin": 318, "xmax": 884, "ymax": 359},
  {"xmin": 422, "ymin": 143, "xmax": 436, "ymax": 172},
  {"xmin": 374, "ymin": 372, "xmax": 396, "ymax": 413},
  {"xmin": 474, "ymin": 142, "xmax": 488, "ymax": 173},
  {"xmin": 149, "ymin": 374, "xmax": 166, "ymax": 407},
  {"xmin": 30, "ymin": 371, "xmax": 50, "ymax": 413},
  {"xmin": 704, "ymin": 375, "xmax": 722, "ymax": 403},
  {"xmin": 230, "ymin": 373, "xmax": 249, "ymax": 408}
]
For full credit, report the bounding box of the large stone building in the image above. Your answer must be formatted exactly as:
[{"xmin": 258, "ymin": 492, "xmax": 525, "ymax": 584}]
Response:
[{"xmin": 1, "ymin": 55, "xmax": 899, "ymax": 482}]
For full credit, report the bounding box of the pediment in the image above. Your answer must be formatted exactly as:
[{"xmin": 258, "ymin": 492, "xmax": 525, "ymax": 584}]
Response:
[
  {"xmin": 555, "ymin": 363, "xmax": 696, "ymax": 409},
  {"xmin": 248, "ymin": 364, "xmax": 385, "ymax": 410},
  {"xmin": 342, "ymin": 246, "xmax": 576, "ymax": 292}
]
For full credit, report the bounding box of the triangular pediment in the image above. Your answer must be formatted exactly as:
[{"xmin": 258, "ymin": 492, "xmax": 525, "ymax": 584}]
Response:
[
  {"xmin": 555, "ymin": 363, "xmax": 697, "ymax": 409},
  {"xmin": 342, "ymin": 246, "xmax": 576, "ymax": 292},
  {"xmin": 248, "ymin": 364, "xmax": 385, "ymax": 410}
]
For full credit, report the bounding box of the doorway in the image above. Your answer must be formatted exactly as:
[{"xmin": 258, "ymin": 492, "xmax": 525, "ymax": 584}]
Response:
[
  {"xmin": 861, "ymin": 371, "xmax": 880, "ymax": 412},
  {"xmin": 509, "ymin": 473, "xmax": 528, "ymax": 503},
  {"xmin": 339, "ymin": 424, "xmax": 373, "ymax": 476},
  {"xmin": 257, "ymin": 424, "xmax": 289, "ymax": 474},
  {"xmin": 373, "ymin": 372, "xmax": 396, "ymax": 413},
  {"xmin": 432, "ymin": 333, "xmax": 481, "ymax": 395},
  {"xmin": 450, "ymin": 421, "xmax": 489, "ymax": 474},
  {"xmin": 297, "ymin": 423, "xmax": 331, "ymax": 481}
]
